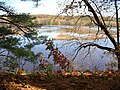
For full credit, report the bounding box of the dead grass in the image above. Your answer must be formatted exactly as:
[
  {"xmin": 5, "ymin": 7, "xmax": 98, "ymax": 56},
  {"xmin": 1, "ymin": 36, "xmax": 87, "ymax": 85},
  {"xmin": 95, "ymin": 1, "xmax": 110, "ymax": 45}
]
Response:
[
  {"xmin": 53, "ymin": 27, "xmax": 116, "ymax": 40},
  {"xmin": 53, "ymin": 34, "xmax": 109, "ymax": 40},
  {"xmin": 63, "ymin": 27, "xmax": 116, "ymax": 34},
  {"xmin": 0, "ymin": 70, "xmax": 120, "ymax": 90}
]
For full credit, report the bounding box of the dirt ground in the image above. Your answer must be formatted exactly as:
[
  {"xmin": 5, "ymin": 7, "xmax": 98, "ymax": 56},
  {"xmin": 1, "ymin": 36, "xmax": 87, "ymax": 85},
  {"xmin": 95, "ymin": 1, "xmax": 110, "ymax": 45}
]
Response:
[{"xmin": 0, "ymin": 70, "xmax": 120, "ymax": 90}]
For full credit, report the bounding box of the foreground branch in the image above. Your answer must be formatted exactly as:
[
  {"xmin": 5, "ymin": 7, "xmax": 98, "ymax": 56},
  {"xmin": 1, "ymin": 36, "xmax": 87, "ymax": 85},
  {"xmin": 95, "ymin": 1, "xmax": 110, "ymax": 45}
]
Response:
[
  {"xmin": 82, "ymin": 0, "xmax": 117, "ymax": 49},
  {"xmin": 0, "ymin": 17, "xmax": 27, "ymax": 34},
  {"xmin": 73, "ymin": 42, "xmax": 114, "ymax": 60}
]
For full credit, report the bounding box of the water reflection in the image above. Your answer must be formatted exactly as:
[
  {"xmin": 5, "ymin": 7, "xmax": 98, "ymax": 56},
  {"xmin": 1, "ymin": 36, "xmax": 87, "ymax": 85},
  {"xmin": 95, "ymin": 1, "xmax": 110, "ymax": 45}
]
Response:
[
  {"xmin": 1, "ymin": 26, "xmax": 118, "ymax": 72},
  {"xmin": 32, "ymin": 26, "xmax": 118, "ymax": 72}
]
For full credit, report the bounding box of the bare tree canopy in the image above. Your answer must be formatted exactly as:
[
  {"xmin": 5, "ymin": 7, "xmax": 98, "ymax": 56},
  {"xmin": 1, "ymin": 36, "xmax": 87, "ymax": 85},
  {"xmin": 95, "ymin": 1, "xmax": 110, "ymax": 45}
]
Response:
[{"xmin": 61, "ymin": 0, "xmax": 120, "ymax": 69}]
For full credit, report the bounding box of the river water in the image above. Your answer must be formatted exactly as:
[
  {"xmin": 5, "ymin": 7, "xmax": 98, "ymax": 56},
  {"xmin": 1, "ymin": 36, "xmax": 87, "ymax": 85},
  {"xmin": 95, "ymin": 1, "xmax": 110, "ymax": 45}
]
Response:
[
  {"xmin": 31, "ymin": 26, "xmax": 118, "ymax": 72},
  {"xmin": 1, "ymin": 25, "xmax": 117, "ymax": 73}
]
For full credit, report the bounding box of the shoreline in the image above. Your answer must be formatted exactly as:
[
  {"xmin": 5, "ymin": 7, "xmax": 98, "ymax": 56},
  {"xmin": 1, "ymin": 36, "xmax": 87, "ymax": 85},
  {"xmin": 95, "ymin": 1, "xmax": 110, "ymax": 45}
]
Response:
[
  {"xmin": 53, "ymin": 34, "xmax": 110, "ymax": 40},
  {"xmin": 52, "ymin": 27, "xmax": 116, "ymax": 40}
]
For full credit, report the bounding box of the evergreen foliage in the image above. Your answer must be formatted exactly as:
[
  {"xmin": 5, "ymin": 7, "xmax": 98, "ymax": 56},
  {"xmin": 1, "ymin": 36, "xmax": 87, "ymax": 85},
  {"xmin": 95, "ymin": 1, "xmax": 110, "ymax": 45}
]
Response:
[{"xmin": 0, "ymin": 1, "xmax": 40, "ymax": 72}]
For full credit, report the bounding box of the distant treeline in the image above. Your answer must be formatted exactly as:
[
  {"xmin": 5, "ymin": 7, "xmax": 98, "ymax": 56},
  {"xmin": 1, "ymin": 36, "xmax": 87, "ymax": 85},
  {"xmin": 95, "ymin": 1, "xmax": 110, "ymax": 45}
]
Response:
[{"xmin": 33, "ymin": 14, "xmax": 120, "ymax": 27}]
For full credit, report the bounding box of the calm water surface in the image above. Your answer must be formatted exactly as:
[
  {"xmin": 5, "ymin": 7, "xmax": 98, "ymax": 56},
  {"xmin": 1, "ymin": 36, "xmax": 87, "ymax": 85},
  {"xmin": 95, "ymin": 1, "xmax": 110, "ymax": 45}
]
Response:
[
  {"xmin": 31, "ymin": 26, "xmax": 118, "ymax": 72},
  {"xmin": 1, "ymin": 26, "xmax": 117, "ymax": 72}
]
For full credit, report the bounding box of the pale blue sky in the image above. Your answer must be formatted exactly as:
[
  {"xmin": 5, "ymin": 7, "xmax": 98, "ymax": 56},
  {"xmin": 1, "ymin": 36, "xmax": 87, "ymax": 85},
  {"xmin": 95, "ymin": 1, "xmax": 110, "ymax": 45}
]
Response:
[
  {"xmin": 1, "ymin": 0, "xmax": 63, "ymax": 15},
  {"xmin": 0, "ymin": 0, "xmax": 120, "ymax": 17}
]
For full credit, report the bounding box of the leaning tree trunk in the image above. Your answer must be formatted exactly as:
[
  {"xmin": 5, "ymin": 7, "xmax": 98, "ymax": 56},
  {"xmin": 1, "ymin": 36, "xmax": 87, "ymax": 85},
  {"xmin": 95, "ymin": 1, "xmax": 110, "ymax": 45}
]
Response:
[
  {"xmin": 115, "ymin": 0, "xmax": 120, "ymax": 70},
  {"xmin": 82, "ymin": 0, "xmax": 120, "ymax": 70},
  {"xmin": 116, "ymin": 56, "xmax": 120, "ymax": 70},
  {"xmin": 118, "ymin": 60, "xmax": 120, "ymax": 70},
  {"xmin": 115, "ymin": 50, "xmax": 120, "ymax": 70}
]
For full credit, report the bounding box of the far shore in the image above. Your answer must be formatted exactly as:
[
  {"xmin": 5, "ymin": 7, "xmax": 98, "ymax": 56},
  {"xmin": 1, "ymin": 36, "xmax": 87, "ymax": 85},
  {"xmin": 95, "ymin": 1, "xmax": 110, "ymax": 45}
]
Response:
[
  {"xmin": 53, "ymin": 27, "xmax": 117, "ymax": 40},
  {"xmin": 12, "ymin": 25, "xmax": 117, "ymax": 40},
  {"xmin": 53, "ymin": 34, "xmax": 115, "ymax": 40}
]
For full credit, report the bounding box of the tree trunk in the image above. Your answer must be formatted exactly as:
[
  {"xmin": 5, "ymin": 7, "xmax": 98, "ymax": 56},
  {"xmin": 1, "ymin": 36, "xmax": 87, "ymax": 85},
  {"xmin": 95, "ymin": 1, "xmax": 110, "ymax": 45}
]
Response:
[
  {"xmin": 117, "ymin": 56, "xmax": 120, "ymax": 70},
  {"xmin": 82, "ymin": 0, "xmax": 120, "ymax": 70},
  {"xmin": 115, "ymin": 52, "xmax": 120, "ymax": 70},
  {"xmin": 82, "ymin": 0, "xmax": 117, "ymax": 48},
  {"xmin": 118, "ymin": 61, "xmax": 120, "ymax": 70}
]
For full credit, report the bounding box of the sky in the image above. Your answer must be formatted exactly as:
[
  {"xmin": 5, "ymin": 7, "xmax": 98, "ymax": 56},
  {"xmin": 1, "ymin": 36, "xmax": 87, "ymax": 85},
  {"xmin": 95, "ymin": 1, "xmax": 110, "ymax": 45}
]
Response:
[
  {"xmin": 1, "ymin": 0, "xmax": 63, "ymax": 15},
  {"xmin": 0, "ymin": 0, "xmax": 120, "ymax": 17}
]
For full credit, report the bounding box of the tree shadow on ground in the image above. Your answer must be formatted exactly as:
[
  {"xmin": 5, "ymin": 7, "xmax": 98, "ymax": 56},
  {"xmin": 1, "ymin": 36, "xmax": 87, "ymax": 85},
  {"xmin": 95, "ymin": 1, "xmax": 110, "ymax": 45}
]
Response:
[{"xmin": 0, "ymin": 70, "xmax": 120, "ymax": 90}]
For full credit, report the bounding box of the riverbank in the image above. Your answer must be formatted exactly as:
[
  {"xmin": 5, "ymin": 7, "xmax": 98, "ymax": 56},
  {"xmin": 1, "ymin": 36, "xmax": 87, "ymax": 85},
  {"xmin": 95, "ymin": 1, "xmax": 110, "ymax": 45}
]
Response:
[
  {"xmin": 53, "ymin": 34, "xmax": 108, "ymax": 40},
  {"xmin": 33, "ymin": 14, "xmax": 119, "ymax": 27},
  {"xmin": 53, "ymin": 27, "xmax": 116, "ymax": 40},
  {"xmin": 0, "ymin": 70, "xmax": 120, "ymax": 90}
]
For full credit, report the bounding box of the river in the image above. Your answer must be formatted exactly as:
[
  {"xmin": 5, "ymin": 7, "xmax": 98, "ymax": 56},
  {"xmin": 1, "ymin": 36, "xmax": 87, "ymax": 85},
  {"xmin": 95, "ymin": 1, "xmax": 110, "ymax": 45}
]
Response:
[
  {"xmin": 1, "ymin": 25, "xmax": 117, "ymax": 73},
  {"xmin": 31, "ymin": 25, "xmax": 118, "ymax": 72}
]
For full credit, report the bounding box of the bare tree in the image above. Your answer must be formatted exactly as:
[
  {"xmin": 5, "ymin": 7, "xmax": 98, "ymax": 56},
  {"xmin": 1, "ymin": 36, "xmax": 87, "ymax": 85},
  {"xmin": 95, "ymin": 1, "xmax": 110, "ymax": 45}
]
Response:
[
  {"xmin": 21, "ymin": 0, "xmax": 120, "ymax": 69},
  {"xmin": 62, "ymin": 0, "xmax": 120, "ymax": 69}
]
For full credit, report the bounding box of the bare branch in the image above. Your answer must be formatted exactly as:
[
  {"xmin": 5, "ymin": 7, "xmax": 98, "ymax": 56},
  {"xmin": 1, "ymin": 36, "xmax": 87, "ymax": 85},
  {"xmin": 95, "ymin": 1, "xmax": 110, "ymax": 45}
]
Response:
[
  {"xmin": 0, "ymin": 17, "xmax": 27, "ymax": 34},
  {"xmin": 82, "ymin": 0, "xmax": 117, "ymax": 49},
  {"xmin": 91, "ymin": 0, "xmax": 106, "ymax": 26},
  {"xmin": 86, "ymin": 15, "xmax": 97, "ymax": 25},
  {"xmin": 72, "ymin": 42, "xmax": 114, "ymax": 61},
  {"xmin": 0, "ymin": 4, "xmax": 14, "ymax": 14}
]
